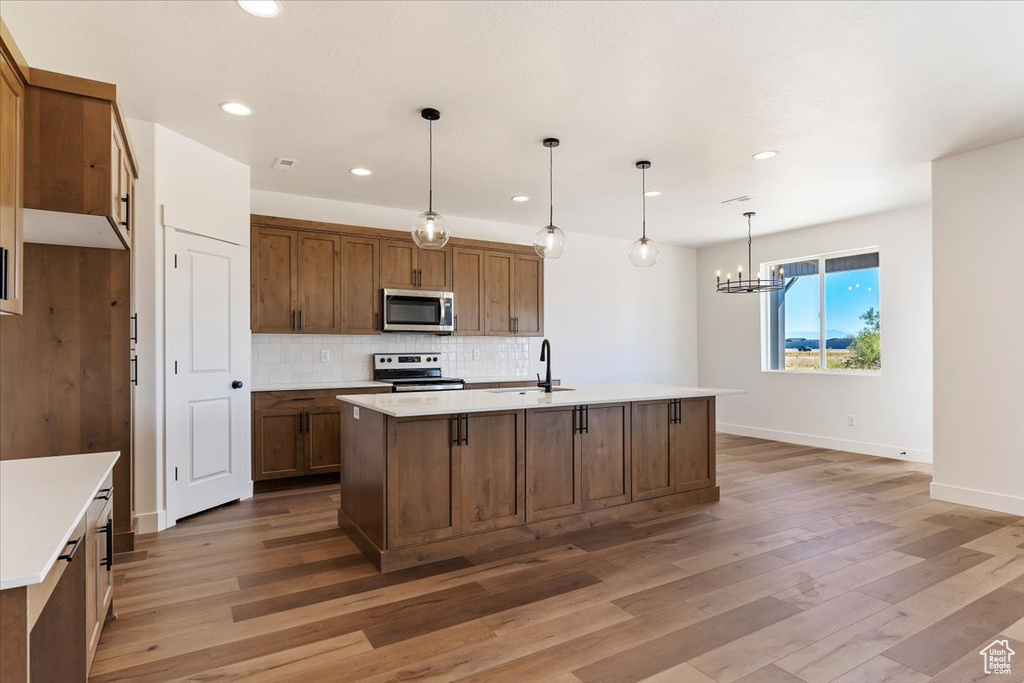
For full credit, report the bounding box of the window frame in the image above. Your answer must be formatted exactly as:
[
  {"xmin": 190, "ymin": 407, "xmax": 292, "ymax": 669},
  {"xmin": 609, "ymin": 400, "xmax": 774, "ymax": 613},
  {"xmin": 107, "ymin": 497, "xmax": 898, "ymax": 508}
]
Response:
[{"xmin": 760, "ymin": 246, "xmax": 881, "ymax": 376}]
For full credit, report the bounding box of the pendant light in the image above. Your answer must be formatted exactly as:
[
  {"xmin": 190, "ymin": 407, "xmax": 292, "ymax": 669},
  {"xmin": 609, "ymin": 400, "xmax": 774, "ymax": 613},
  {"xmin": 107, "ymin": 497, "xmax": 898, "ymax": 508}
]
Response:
[
  {"xmin": 411, "ymin": 108, "xmax": 450, "ymax": 249},
  {"xmin": 628, "ymin": 161, "xmax": 660, "ymax": 267},
  {"xmin": 715, "ymin": 212, "xmax": 784, "ymax": 293},
  {"xmin": 532, "ymin": 138, "xmax": 567, "ymax": 259}
]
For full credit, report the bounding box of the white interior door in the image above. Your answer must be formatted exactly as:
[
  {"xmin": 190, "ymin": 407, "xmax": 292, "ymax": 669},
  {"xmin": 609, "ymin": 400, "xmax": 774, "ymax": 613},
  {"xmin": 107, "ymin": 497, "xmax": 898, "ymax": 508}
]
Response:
[{"xmin": 165, "ymin": 228, "xmax": 251, "ymax": 522}]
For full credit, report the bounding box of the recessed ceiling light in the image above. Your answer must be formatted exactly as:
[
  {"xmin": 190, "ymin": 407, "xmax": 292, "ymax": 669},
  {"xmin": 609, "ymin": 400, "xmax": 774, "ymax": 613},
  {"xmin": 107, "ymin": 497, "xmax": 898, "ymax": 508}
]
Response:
[
  {"xmin": 644, "ymin": 190, "xmax": 661, "ymax": 197},
  {"xmin": 752, "ymin": 150, "xmax": 778, "ymax": 160},
  {"xmin": 350, "ymin": 168, "xmax": 373, "ymax": 177},
  {"xmin": 237, "ymin": 0, "xmax": 281, "ymax": 18},
  {"xmin": 511, "ymin": 195, "xmax": 530, "ymax": 202},
  {"xmin": 220, "ymin": 101, "xmax": 252, "ymax": 116}
]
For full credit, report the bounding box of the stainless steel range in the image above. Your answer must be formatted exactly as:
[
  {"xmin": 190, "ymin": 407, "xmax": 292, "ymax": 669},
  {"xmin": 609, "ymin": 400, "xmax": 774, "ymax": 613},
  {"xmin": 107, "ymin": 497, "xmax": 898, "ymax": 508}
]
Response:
[{"xmin": 372, "ymin": 353, "xmax": 465, "ymax": 393}]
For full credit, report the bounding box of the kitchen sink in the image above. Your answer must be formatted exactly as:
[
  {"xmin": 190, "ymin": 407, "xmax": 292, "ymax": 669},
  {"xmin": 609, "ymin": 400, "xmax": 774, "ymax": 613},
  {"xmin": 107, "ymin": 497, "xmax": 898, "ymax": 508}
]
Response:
[{"xmin": 487, "ymin": 386, "xmax": 575, "ymax": 394}]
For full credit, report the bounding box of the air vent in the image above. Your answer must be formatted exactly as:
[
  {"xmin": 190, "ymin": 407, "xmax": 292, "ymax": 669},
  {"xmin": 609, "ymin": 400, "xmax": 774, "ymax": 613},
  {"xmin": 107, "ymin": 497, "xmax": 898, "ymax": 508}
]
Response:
[
  {"xmin": 721, "ymin": 195, "xmax": 751, "ymax": 204},
  {"xmin": 272, "ymin": 157, "xmax": 297, "ymax": 171}
]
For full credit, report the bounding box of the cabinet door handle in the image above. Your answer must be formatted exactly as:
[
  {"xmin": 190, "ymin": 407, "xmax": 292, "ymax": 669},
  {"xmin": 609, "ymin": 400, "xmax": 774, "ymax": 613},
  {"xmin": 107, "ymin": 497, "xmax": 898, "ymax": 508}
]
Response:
[
  {"xmin": 58, "ymin": 536, "xmax": 83, "ymax": 563},
  {"xmin": 99, "ymin": 518, "xmax": 113, "ymax": 571},
  {"xmin": 453, "ymin": 314, "xmax": 458, "ymax": 334},
  {"xmin": 0, "ymin": 246, "xmax": 8, "ymax": 301},
  {"xmin": 462, "ymin": 413, "xmax": 469, "ymax": 445},
  {"xmin": 131, "ymin": 313, "xmax": 138, "ymax": 344},
  {"xmin": 374, "ymin": 311, "xmax": 379, "ymax": 330},
  {"xmin": 95, "ymin": 487, "xmax": 113, "ymax": 501},
  {"xmin": 131, "ymin": 355, "xmax": 139, "ymax": 386},
  {"xmin": 452, "ymin": 414, "xmax": 461, "ymax": 445},
  {"xmin": 291, "ymin": 310, "xmax": 297, "ymax": 331},
  {"xmin": 121, "ymin": 194, "xmax": 131, "ymax": 231},
  {"xmin": 582, "ymin": 405, "xmax": 589, "ymax": 433},
  {"xmin": 299, "ymin": 309, "xmax": 305, "ymax": 331},
  {"xmin": 573, "ymin": 406, "xmax": 579, "ymax": 434}
]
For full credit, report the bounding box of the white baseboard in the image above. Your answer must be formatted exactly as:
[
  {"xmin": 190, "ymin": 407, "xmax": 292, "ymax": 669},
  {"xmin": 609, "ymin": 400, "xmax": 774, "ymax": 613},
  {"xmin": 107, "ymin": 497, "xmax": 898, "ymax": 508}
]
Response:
[
  {"xmin": 930, "ymin": 482, "xmax": 1024, "ymax": 516},
  {"xmin": 135, "ymin": 509, "xmax": 168, "ymax": 534},
  {"xmin": 716, "ymin": 423, "xmax": 932, "ymax": 464}
]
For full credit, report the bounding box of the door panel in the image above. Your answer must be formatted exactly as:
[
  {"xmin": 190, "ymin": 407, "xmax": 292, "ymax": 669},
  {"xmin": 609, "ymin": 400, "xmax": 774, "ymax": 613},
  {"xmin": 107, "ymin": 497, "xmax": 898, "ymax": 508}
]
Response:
[
  {"xmin": 382, "ymin": 239, "xmax": 416, "ymax": 289},
  {"xmin": 296, "ymin": 231, "xmax": 341, "ymax": 333},
  {"xmin": 340, "ymin": 235, "xmax": 380, "ymax": 333},
  {"xmin": 453, "ymin": 247, "xmax": 484, "ymax": 335},
  {"xmin": 582, "ymin": 403, "xmax": 631, "ymax": 510},
  {"xmin": 484, "ymin": 250, "xmax": 514, "ymax": 336},
  {"xmin": 166, "ymin": 229, "xmax": 252, "ymax": 521},
  {"xmin": 388, "ymin": 416, "xmax": 458, "ymax": 546},
  {"xmin": 307, "ymin": 407, "xmax": 341, "ymax": 473},
  {"xmin": 526, "ymin": 407, "xmax": 580, "ymax": 521},
  {"xmin": 461, "ymin": 411, "xmax": 525, "ymax": 532},
  {"xmin": 513, "ymin": 253, "xmax": 544, "ymax": 336},
  {"xmin": 418, "ymin": 246, "xmax": 452, "ymax": 290},
  {"xmin": 631, "ymin": 401, "xmax": 674, "ymax": 500},
  {"xmin": 675, "ymin": 399, "xmax": 711, "ymax": 492},
  {"xmin": 251, "ymin": 227, "xmax": 297, "ymax": 332},
  {"xmin": 254, "ymin": 410, "xmax": 303, "ymax": 478}
]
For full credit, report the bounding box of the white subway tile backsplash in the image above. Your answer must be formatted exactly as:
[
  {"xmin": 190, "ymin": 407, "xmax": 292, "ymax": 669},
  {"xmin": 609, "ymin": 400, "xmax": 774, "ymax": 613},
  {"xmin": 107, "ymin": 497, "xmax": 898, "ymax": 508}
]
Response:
[{"xmin": 253, "ymin": 334, "xmax": 540, "ymax": 385}]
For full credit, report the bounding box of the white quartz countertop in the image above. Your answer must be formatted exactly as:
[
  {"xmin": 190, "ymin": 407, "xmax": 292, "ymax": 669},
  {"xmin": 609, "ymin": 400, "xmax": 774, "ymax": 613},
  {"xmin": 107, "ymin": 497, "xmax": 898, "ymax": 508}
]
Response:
[
  {"xmin": 253, "ymin": 380, "xmax": 390, "ymax": 392},
  {"xmin": 337, "ymin": 383, "xmax": 744, "ymax": 418},
  {"xmin": 0, "ymin": 452, "xmax": 119, "ymax": 590}
]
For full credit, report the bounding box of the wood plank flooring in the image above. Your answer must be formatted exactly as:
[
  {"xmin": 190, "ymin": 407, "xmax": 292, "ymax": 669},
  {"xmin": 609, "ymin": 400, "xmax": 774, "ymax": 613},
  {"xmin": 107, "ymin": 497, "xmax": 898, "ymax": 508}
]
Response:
[{"xmin": 93, "ymin": 435, "xmax": 1024, "ymax": 682}]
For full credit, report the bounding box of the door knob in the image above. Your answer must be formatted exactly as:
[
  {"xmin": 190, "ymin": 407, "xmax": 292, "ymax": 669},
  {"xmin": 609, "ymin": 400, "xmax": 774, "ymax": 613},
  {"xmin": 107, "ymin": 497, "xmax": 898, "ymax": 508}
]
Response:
[{"xmin": 231, "ymin": 380, "xmax": 244, "ymax": 389}]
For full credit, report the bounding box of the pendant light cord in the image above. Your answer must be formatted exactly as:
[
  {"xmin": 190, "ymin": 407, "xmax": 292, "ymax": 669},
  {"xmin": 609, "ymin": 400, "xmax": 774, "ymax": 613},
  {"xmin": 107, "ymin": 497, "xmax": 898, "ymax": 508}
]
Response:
[
  {"xmin": 747, "ymin": 213, "xmax": 753, "ymax": 279},
  {"xmin": 428, "ymin": 119, "xmax": 433, "ymax": 213},
  {"xmin": 549, "ymin": 144, "xmax": 554, "ymax": 227},
  {"xmin": 641, "ymin": 167, "xmax": 647, "ymax": 240}
]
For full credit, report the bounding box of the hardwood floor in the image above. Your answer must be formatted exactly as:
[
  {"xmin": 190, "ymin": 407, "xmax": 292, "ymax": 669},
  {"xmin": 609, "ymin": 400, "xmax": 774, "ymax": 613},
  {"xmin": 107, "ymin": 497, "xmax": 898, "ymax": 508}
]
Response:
[{"xmin": 92, "ymin": 435, "xmax": 1024, "ymax": 682}]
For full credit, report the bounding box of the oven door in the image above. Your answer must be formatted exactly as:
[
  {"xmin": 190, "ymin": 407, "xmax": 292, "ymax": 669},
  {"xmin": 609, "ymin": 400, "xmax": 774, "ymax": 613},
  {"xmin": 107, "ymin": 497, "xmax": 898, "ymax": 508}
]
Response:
[{"xmin": 382, "ymin": 289, "xmax": 455, "ymax": 333}]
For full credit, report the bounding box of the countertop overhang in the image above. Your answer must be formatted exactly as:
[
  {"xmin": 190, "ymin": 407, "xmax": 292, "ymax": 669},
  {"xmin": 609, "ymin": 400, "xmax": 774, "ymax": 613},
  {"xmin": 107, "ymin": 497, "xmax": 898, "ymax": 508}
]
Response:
[
  {"xmin": 0, "ymin": 451, "xmax": 120, "ymax": 589},
  {"xmin": 337, "ymin": 383, "xmax": 744, "ymax": 418}
]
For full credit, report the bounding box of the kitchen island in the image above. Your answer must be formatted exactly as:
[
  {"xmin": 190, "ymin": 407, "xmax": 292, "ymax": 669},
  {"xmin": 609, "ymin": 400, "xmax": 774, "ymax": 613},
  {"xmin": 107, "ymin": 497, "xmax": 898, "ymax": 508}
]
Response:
[{"xmin": 336, "ymin": 384, "xmax": 742, "ymax": 572}]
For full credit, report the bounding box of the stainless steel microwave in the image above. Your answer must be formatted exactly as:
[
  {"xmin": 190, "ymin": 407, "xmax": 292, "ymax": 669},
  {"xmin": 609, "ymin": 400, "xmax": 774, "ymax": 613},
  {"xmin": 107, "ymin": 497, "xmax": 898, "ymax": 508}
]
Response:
[{"xmin": 381, "ymin": 289, "xmax": 455, "ymax": 334}]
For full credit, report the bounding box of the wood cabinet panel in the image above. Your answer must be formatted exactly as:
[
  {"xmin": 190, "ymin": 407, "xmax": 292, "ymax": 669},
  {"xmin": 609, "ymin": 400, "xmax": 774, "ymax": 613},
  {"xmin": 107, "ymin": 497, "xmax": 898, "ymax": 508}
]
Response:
[
  {"xmin": 417, "ymin": 246, "xmax": 451, "ymax": 290},
  {"xmin": 306, "ymin": 407, "xmax": 341, "ymax": 474},
  {"xmin": 381, "ymin": 239, "xmax": 416, "ymax": 289},
  {"xmin": 251, "ymin": 227, "xmax": 298, "ymax": 333},
  {"xmin": 675, "ymin": 399, "xmax": 713, "ymax": 492},
  {"xmin": 86, "ymin": 496, "xmax": 112, "ymax": 668},
  {"xmin": 340, "ymin": 235, "xmax": 380, "ymax": 334},
  {"xmin": 513, "ymin": 253, "xmax": 544, "ymax": 336},
  {"xmin": 631, "ymin": 400, "xmax": 674, "ymax": 500},
  {"xmin": 0, "ymin": 48, "xmax": 24, "ymax": 315},
  {"xmin": 526, "ymin": 407, "xmax": 581, "ymax": 522},
  {"xmin": 452, "ymin": 247, "xmax": 484, "ymax": 336},
  {"xmin": 29, "ymin": 529, "xmax": 88, "ymax": 683},
  {"xmin": 460, "ymin": 411, "xmax": 525, "ymax": 533},
  {"xmin": 387, "ymin": 415, "xmax": 459, "ymax": 546},
  {"xmin": 253, "ymin": 410, "xmax": 303, "ymax": 479},
  {"xmin": 581, "ymin": 403, "xmax": 631, "ymax": 511},
  {"xmin": 296, "ymin": 231, "xmax": 341, "ymax": 333},
  {"xmin": 484, "ymin": 250, "xmax": 515, "ymax": 336}
]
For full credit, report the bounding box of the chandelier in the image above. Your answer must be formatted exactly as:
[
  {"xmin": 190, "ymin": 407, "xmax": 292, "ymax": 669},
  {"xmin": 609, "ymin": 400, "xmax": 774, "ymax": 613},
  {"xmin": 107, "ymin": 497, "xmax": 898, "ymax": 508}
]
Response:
[{"xmin": 716, "ymin": 211, "xmax": 784, "ymax": 293}]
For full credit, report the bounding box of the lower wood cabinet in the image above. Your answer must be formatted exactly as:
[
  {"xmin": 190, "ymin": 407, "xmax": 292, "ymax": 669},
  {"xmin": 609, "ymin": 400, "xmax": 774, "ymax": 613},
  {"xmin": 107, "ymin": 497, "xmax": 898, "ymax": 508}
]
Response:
[
  {"xmin": 252, "ymin": 388, "xmax": 390, "ymax": 482},
  {"xmin": 85, "ymin": 485, "xmax": 113, "ymax": 668},
  {"xmin": 631, "ymin": 398, "xmax": 715, "ymax": 500},
  {"xmin": 386, "ymin": 410, "xmax": 525, "ymax": 547}
]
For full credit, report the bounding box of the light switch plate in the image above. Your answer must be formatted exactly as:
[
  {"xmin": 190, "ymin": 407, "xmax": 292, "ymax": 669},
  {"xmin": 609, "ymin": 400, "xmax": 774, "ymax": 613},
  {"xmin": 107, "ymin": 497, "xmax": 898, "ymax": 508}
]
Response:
[
  {"xmin": 321, "ymin": 350, "xmax": 330, "ymax": 362},
  {"xmin": 353, "ymin": 406, "xmax": 360, "ymax": 420},
  {"xmin": 473, "ymin": 349, "xmax": 480, "ymax": 360}
]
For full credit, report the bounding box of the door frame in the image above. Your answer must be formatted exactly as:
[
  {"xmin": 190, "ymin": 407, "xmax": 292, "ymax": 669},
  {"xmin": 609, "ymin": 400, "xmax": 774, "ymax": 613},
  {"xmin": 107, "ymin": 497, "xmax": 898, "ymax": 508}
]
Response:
[{"xmin": 164, "ymin": 227, "xmax": 253, "ymax": 524}]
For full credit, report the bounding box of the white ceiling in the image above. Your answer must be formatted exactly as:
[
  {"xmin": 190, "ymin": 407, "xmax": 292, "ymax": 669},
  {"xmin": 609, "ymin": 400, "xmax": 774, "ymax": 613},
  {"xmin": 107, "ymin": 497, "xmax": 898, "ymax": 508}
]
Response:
[{"xmin": 3, "ymin": 1, "xmax": 1022, "ymax": 247}]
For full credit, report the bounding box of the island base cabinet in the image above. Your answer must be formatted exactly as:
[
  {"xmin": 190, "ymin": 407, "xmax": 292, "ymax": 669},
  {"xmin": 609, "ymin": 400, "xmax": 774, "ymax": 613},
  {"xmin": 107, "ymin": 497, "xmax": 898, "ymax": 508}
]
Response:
[
  {"xmin": 581, "ymin": 403, "xmax": 632, "ymax": 511},
  {"xmin": 526, "ymin": 407, "xmax": 581, "ymax": 522},
  {"xmin": 632, "ymin": 398, "xmax": 715, "ymax": 501}
]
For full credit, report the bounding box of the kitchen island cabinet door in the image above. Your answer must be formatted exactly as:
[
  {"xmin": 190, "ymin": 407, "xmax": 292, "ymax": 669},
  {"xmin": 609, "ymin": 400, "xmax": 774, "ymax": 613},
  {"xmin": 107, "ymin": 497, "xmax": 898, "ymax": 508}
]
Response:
[
  {"xmin": 340, "ymin": 235, "xmax": 380, "ymax": 334},
  {"xmin": 581, "ymin": 403, "xmax": 631, "ymax": 511},
  {"xmin": 387, "ymin": 415, "xmax": 460, "ymax": 547},
  {"xmin": 251, "ymin": 226, "xmax": 298, "ymax": 333},
  {"xmin": 526, "ymin": 406, "xmax": 581, "ymax": 522},
  {"xmin": 253, "ymin": 409, "xmax": 304, "ymax": 479},
  {"xmin": 296, "ymin": 231, "xmax": 341, "ymax": 334},
  {"xmin": 305, "ymin": 407, "xmax": 341, "ymax": 474},
  {"xmin": 460, "ymin": 410, "xmax": 525, "ymax": 533},
  {"xmin": 631, "ymin": 400, "xmax": 675, "ymax": 500},
  {"xmin": 674, "ymin": 398, "xmax": 714, "ymax": 492},
  {"xmin": 452, "ymin": 247, "xmax": 485, "ymax": 336}
]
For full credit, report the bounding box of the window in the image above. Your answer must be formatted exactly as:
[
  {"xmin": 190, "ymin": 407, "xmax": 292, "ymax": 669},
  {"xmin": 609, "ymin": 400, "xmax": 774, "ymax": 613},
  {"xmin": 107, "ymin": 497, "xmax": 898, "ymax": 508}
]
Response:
[{"xmin": 763, "ymin": 249, "xmax": 880, "ymax": 373}]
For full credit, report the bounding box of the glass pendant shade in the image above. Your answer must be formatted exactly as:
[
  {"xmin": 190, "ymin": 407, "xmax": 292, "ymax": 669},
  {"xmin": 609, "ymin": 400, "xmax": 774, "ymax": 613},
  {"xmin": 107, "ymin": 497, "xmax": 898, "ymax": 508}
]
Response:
[
  {"xmin": 533, "ymin": 224, "xmax": 567, "ymax": 259},
  {"xmin": 629, "ymin": 236, "xmax": 660, "ymax": 267},
  {"xmin": 411, "ymin": 210, "xmax": 450, "ymax": 249}
]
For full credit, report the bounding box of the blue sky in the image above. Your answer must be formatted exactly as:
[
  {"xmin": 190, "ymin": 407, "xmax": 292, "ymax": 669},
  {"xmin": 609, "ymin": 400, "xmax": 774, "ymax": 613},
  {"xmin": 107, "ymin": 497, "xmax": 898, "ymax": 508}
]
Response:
[{"xmin": 784, "ymin": 268, "xmax": 880, "ymax": 338}]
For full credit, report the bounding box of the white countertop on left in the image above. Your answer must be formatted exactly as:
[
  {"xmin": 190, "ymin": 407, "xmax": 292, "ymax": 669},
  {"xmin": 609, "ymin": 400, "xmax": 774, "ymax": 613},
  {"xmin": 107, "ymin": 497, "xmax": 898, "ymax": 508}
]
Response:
[
  {"xmin": 338, "ymin": 383, "xmax": 744, "ymax": 418},
  {"xmin": 0, "ymin": 452, "xmax": 119, "ymax": 590}
]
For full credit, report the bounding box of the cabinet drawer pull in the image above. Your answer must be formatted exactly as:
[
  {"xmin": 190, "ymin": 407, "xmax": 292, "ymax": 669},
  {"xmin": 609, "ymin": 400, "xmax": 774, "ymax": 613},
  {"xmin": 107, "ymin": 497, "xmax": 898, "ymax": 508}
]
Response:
[
  {"xmin": 99, "ymin": 519, "xmax": 113, "ymax": 571},
  {"xmin": 121, "ymin": 194, "xmax": 131, "ymax": 231},
  {"xmin": 290, "ymin": 397, "xmax": 316, "ymax": 401},
  {"xmin": 131, "ymin": 313, "xmax": 138, "ymax": 343},
  {"xmin": 131, "ymin": 355, "xmax": 139, "ymax": 386},
  {"xmin": 0, "ymin": 247, "xmax": 8, "ymax": 301},
  {"xmin": 95, "ymin": 487, "xmax": 113, "ymax": 501},
  {"xmin": 58, "ymin": 536, "xmax": 83, "ymax": 563},
  {"xmin": 452, "ymin": 414, "xmax": 461, "ymax": 445}
]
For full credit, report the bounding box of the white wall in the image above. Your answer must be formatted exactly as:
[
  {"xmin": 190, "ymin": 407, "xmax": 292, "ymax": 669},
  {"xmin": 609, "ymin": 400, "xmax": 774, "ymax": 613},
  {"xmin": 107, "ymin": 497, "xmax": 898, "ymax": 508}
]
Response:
[
  {"xmin": 696, "ymin": 205, "xmax": 933, "ymax": 462},
  {"xmin": 251, "ymin": 190, "xmax": 699, "ymax": 387},
  {"xmin": 129, "ymin": 120, "xmax": 251, "ymax": 533},
  {"xmin": 931, "ymin": 138, "xmax": 1024, "ymax": 515}
]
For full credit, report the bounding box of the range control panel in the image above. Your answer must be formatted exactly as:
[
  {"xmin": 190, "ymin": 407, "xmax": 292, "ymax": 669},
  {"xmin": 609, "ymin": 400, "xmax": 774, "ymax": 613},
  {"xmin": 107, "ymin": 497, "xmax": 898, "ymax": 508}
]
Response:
[{"xmin": 373, "ymin": 353, "xmax": 441, "ymax": 369}]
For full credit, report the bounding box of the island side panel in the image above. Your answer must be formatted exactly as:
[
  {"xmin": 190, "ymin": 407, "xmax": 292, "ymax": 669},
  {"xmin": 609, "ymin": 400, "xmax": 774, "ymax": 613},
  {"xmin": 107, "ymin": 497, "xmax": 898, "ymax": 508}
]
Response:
[{"xmin": 339, "ymin": 404, "xmax": 386, "ymax": 553}]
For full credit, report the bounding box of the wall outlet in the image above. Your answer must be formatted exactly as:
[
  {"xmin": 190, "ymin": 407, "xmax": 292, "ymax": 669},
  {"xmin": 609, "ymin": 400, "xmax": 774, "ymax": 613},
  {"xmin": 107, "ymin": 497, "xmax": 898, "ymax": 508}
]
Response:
[
  {"xmin": 473, "ymin": 349, "xmax": 480, "ymax": 360},
  {"xmin": 321, "ymin": 349, "xmax": 330, "ymax": 362},
  {"xmin": 847, "ymin": 414, "xmax": 856, "ymax": 427},
  {"xmin": 353, "ymin": 406, "xmax": 360, "ymax": 420}
]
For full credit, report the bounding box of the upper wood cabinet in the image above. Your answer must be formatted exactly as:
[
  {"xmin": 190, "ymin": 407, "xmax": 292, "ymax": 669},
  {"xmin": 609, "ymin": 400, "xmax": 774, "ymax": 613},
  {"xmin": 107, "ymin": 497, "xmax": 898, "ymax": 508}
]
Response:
[
  {"xmin": 0, "ymin": 36, "xmax": 25, "ymax": 315},
  {"xmin": 23, "ymin": 70, "xmax": 138, "ymax": 251},
  {"xmin": 340, "ymin": 235, "xmax": 380, "ymax": 334},
  {"xmin": 484, "ymin": 249, "xmax": 544, "ymax": 336},
  {"xmin": 251, "ymin": 226, "xmax": 299, "ymax": 333},
  {"xmin": 381, "ymin": 238, "xmax": 452, "ymax": 291},
  {"xmin": 452, "ymin": 246, "xmax": 485, "ymax": 335}
]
